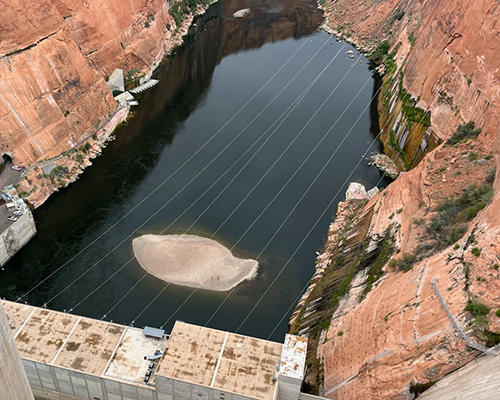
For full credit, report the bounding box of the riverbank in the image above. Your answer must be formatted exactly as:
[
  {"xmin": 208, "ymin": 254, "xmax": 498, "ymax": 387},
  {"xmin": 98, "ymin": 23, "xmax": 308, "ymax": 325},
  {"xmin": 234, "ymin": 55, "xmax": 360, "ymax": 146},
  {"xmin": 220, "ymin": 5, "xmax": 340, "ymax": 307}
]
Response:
[
  {"xmin": 16, "ymin": 1, "xmax": 217, "ymax": 209},
  {"xmin": 17, "ymin": 107, "xmax": 129, "ymax": 208},
  {"xmin": 132, "ymin": 234, "xmax": 259, "ymax": 291}
]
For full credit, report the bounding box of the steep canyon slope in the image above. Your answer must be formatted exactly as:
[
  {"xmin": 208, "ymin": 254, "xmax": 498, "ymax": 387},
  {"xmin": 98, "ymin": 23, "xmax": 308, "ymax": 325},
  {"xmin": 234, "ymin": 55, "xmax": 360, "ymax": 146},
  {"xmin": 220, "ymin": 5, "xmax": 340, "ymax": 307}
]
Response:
[
  {"xmin": 295, "ymin": 0, "xmax": 500, "ymax": 399},
  {"xmin": 0, "ymin": 0, "xmax": 175, "ymax": 166}
]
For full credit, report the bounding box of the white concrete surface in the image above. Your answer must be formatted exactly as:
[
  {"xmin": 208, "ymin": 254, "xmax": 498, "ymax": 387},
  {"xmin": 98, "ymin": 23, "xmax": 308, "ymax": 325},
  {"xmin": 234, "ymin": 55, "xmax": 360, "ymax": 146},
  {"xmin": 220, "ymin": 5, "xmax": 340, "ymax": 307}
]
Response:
[
  {"xmin": 418, "ymin": 354, "xmax": 500, "ymax": 400},
  {"xmin": 107, "ymin": 69, "xmax": 125, "ymax": 93}
]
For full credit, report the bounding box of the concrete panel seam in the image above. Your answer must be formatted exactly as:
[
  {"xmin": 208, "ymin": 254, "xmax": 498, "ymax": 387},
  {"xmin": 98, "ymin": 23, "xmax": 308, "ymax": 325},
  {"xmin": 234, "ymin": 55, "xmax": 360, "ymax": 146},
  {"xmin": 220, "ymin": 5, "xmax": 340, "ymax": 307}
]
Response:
[
  {"xmin": 51, "ymin": 316, "xmax": 82, "ymax": 365},
  {"xmin": 101, "ymin": 326, "xmax": 128, "ymax": 377},
  {"xmin": 14, "ymin": 307, "xmax": 37, "ymax": 339},
  {"xmin": 210, "ymin": 331, "xmax": 229, "ymax": 388}
]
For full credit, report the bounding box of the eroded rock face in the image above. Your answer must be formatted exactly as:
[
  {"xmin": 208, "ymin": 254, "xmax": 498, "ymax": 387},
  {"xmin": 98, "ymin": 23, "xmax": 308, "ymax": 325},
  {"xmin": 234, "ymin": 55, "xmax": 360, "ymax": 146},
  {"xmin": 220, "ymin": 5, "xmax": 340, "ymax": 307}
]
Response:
[
  {"xmin": 0, "ymin": 0, "xmax": 175, "ymax": 166},
  {"xmin": 314, "ymin": 0, "xmax": 500, "ymax": 399}
]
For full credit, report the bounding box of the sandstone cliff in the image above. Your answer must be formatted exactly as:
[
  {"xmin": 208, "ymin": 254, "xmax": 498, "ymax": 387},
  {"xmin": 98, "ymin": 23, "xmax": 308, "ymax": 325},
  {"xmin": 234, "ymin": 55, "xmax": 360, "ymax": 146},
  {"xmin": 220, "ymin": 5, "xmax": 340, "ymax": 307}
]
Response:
[
  {"xmin": 294, "ymin": 0, "xmax": 500, "ymax": 399},
  {"xmin": 0, "ymin": 0, "xmax": 177, "ymax": 167}
]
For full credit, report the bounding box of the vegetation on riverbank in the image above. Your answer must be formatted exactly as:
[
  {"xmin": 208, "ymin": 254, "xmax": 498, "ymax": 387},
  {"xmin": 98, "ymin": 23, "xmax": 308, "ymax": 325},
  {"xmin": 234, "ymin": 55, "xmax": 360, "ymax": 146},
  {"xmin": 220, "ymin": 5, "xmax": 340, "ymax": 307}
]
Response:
[{"xmin": 170, "ymin": 0, "xmax": 212, "ymax": 28}]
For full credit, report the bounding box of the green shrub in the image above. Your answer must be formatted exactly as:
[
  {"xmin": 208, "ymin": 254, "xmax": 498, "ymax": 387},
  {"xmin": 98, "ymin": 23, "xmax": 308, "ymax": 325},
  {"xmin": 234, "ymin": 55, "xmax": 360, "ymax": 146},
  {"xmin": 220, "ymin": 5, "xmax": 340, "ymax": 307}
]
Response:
[
  {"xmin": 427, "ymin": 184, "xmax": 493, "ymax": 250},
  {"xmin": 494, "ymin": 264, "xmax": 499, "ymax": 270},
  {"xmin": 475, "ymin": 314, "xmax": 489, "ymax": 328},
  {"xmin": 465, "ymin": 301, "xmax": 490, "ymax": 317},
  {"xmin": 391, "ymin": 9, "xmax": 405, "ymax": 22},
  {"xmin": 446, "ymin": 121, "xmax": 482, "ymax": 146},
  {"xmin": 363, "ymin": 231, "xmax": 396, "ymax": 295},
  {"xmin": 398, "ymin": 78, "xmax": 431, "ymax": 127},
  {"xmin": 438, "ymin": 89, "xmax": 453, "ymax": 105},
  {"xmin": 388, "ymin": 259, "xmax": 398, "ymax": 268},
  {"xmin": 471, "ymin": 247, "xmax": 481, "ymax": 257},
  {"xmin": 468, "ymin": 152, "xmax": 478, "ymax": 161},
  {"xmin": 392, "ymin": 253, "xmax": 418, "ymax": 272},
  {"xmin": 496, "ymin": 309, "xmax": 500, "ymax": 318},
  {"xmin": 412, "ymin": 218, "xmax": 425, "ymax": 226},
  {"xmin": 408, "ymin": 33, "xmax": 416, "ymax": 46},
  {"xmin": 384, "ymin": 53, "xmax": 397, "ymax": 76},
  {"xmin": 338, "ymin": 331, "xmax": 344, "ymax": 337},
  {"xmin": 486, "ymin": 167, "xmax": 496, "ymax": 185},
  {"xmin": 409, "ymin": 380, "xmax": 437, "ymax": 396},
  {"xmin": 169, "ymin": 0, "xmax": 211, "ymax": 28},
  {"xmin": 369, "ymin": 41, "xmax": 390, "ymax": 62}
]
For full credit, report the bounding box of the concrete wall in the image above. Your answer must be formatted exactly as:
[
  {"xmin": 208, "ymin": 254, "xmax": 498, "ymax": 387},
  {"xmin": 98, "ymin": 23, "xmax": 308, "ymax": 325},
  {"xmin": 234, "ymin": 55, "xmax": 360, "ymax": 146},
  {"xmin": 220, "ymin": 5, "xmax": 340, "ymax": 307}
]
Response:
[
  {"xmin": 0, "ymin": 210, "xmax": 37, "ymax": 267},
  {"xmin": 276, "ymin": 375, "xmax": 302, "ymax": 400},
  {"xmin": 298, "ymin": 392, "xmax": 330, "ymax": 400},
  {"xmin": 24, "ymin": 360, "xmax": 275, "ymax": 400},
  {"xmin": 23, "ymin": 359, "xmax": 155, "ymax": 400},
  {"xmin": 155, "ymin": 375, "xmax": 258, "ymax": 400},
  {"xmin": 0, "ymin": 301, "xmax": 34, "ymax": 400}
]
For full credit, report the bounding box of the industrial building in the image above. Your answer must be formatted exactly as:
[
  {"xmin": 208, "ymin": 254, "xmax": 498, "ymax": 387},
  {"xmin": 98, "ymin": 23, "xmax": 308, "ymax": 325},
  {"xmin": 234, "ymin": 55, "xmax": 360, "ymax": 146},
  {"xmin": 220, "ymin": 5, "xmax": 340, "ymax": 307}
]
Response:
[{"xmin": 1, "ymin": 300, "xmax": 314, "ymax": 400}]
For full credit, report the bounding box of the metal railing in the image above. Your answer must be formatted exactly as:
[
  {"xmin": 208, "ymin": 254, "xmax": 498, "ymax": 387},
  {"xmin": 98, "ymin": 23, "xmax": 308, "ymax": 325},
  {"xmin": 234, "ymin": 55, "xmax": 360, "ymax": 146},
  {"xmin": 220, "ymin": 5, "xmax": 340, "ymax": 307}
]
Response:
[{"xmin": 431, "ymin": 278, "xmax": 497, "ymax": 356}]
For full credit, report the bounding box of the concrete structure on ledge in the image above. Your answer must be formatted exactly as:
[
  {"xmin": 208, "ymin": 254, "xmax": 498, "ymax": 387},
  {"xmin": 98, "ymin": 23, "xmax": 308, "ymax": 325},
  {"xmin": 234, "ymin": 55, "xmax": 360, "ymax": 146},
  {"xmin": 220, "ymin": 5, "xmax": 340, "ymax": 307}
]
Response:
[
  {"xmin": 276, "ymin": 335, "xmax": 307, "ymax": 400},
  {"xmin": 2, "ymin": 300, "xmax": 310, "ymax": 400},
  {"xmin": 0, "ymin": 187, "xmax": 36, "ymax": 267},
  {"xmin": 107, "ymin": 69, "xmax": 125, "ymax": 93}
]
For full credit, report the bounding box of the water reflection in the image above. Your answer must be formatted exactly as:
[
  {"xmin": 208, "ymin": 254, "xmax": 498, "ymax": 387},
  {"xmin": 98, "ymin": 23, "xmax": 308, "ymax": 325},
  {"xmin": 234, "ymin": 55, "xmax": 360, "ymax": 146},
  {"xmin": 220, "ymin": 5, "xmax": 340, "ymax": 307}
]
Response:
[{"xmin": 0, "ymin": 0, "xmax": 388, "ymax": 341}]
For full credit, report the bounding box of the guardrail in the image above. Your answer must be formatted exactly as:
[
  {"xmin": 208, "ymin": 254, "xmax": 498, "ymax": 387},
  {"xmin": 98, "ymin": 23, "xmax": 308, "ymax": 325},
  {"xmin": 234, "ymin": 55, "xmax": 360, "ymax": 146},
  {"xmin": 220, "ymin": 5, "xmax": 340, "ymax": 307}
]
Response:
[{"xmin": 431, "ymin": 278, "xmax": 497, "ymax": 356}]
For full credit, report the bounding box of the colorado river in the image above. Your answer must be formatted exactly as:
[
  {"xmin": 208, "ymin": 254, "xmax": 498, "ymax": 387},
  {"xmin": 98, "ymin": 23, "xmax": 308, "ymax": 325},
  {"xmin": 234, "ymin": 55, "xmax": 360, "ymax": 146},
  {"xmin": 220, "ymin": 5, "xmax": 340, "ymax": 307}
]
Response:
[{"xmin": 0, "ymin": 0, "xmax": 390, "ymax": 341}]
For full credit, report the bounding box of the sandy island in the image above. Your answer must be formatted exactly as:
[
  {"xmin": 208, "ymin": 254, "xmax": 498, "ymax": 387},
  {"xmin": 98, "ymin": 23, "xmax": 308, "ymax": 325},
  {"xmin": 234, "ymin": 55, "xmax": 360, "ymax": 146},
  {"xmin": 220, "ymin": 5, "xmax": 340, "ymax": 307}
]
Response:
[{"xmin": 132, "ymin": 234, "xmax": 259, "ymax": 291}]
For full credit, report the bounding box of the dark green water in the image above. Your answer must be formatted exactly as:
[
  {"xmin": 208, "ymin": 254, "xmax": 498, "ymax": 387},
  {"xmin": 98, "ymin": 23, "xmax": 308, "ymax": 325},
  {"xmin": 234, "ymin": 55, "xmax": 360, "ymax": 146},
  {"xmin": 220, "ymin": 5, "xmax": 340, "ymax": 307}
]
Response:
[{"xmin": 0, "ymin": 0, "xmax": 389, "ymax": 341}]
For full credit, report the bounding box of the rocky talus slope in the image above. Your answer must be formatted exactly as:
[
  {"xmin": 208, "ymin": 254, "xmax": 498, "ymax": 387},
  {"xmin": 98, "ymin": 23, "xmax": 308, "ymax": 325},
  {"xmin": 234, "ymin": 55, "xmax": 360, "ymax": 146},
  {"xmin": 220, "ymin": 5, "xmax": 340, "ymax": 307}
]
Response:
[{"xmin": 293, "ymin": 0, "xmax": 500, "ymax": 399}]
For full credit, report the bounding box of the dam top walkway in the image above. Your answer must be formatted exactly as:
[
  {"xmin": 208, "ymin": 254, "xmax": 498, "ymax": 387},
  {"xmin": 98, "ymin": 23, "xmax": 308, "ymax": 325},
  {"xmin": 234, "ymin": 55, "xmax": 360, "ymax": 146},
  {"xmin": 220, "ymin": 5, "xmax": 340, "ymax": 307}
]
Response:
[{"xmin": 1, "ymin": 300, "xmax": 298, "ymax": 400}]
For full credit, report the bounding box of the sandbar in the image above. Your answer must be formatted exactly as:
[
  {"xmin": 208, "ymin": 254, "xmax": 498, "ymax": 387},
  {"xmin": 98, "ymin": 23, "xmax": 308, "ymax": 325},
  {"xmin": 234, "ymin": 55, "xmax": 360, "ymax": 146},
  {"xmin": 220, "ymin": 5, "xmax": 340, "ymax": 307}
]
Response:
[{"xmin": 132, "ymin": 234, "xmax": 259, "ymax": 291}]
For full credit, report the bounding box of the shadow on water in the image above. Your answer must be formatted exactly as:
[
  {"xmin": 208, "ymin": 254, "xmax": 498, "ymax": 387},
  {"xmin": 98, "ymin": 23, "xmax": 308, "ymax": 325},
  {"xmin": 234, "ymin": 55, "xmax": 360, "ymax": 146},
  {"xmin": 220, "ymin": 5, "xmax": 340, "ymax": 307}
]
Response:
[
  {"xmin": 2, "ymin": 0, "xmax": 322, "ymax": 296},
  {"xmin": 0, "ymin": 0, "xmax": 389, "ymax": 340}
]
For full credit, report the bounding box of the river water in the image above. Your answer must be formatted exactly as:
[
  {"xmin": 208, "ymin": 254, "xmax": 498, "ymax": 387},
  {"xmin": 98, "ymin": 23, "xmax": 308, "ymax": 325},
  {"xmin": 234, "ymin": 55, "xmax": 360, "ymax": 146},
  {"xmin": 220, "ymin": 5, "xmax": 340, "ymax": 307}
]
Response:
[{"xmin": 0, "ymin": 0, "xmax": 389, "ymax": 341}]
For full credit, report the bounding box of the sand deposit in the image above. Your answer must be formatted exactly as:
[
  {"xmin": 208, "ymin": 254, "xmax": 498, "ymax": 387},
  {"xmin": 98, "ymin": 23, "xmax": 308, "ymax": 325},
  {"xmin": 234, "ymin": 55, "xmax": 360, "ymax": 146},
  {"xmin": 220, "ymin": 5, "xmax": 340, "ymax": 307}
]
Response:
[{"xmin": 132, "ymin": 234, "xmax": 259, "ymax": 291}]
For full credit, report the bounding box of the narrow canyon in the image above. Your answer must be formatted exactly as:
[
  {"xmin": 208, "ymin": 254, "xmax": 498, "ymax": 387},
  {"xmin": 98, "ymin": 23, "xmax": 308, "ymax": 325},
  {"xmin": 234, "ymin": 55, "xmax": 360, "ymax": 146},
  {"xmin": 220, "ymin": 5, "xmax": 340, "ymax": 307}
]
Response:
[{"xmin": 0, "ymin": 0, "xmax": 499, "ymax": 399}]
